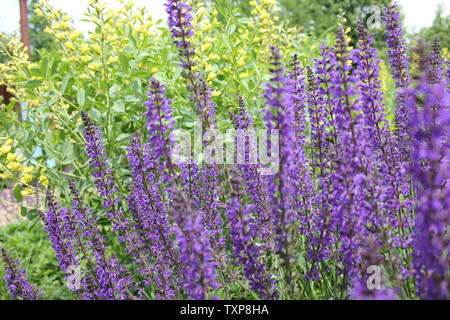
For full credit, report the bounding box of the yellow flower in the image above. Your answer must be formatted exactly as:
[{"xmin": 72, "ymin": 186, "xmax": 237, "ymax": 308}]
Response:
[
  {"xmin": 207, "ymin": 72, "xmax": 217, "ymax": 82},
  {"xmin": 7, "ymin": 161, "xmax": 21, "ymax": 171},
  {"xmin": 208, "ymin": 53, "xmax": 219, "ymax": 60},
  {"xmin": 23, "ymin": 166, "xmax": 34, "ymax": 174},
  {"xmin": 108, "ymin": 56, "xmax": 119, "ymax": 64},
  {"xmin": 20, "ymin": 188, "xmax": 34, "ymax": 197},
  {"xmin": 81, "ymin": 44, "xmax": 90, "ymax": 54},
  {"xmin": 6, "ymin": 153, "xmax": 18, "ymax": 161},
  {"xmin": 79, "ymin": 73, "xmax": 89, "ymax": 80},
  {"xmin": 91, "ymin": 44, "xmax": 102, "ymax": 54},
  {"xmin": 21, "ymin": 173, "xmax": 34, "ymax": 184},
  {"xmin": 151, "ymin": 67, "xmax": 158, "ymax": 73},
  {"xmin": 88, "ymin": 62, "xmax": 102, "ymax": 72},
  {"xmin": 211, "ymin": 90, "xmax": 220, "ymax": 97},
  {"xmin": 0, "ymin": 172, "xmax": 11, "ymax": 180},
  {"xmin": 39, "ymin": 175, "xmax": 49, "ymax": 187},
  {"xmin": 6, "ymin": 139, "xmax": 14, "ymax": 146},
  {"xmin": 80, "ymin": 55, "xmax": 92, "ymax": 63},
  {"xmin": 201, "ymin": 43, "xmax": 212, "ymax": 52},
  {"xmin": 0, "ymin": 145, "xmax": 12, "ymax": 154},
  {"xmin": 55, "ymin": 32, "xmax": 66, "ymax": 40},
  {"xmin": 64, "ymin": 42, "xmax": 75, "ymax": 51},
  {"xmin": 201, "ymin": 23, "xmax": 212, "ymax": 33}
]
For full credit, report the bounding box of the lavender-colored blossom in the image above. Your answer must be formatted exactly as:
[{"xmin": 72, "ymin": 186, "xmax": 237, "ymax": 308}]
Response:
[
  {"xmin": 427, "ymin": 39, "xmax": 445, "ymax": 85},
  {"xmin": 1, "ymin": 248, "xmax": 41, "ymax": 300},
  {"xmin": 328, "ymin": 27, "xmax": 379, "ymax": 287},
  {"xmin": 126, "ymin": 134, "xmax": 179, "ymax": 299},
  {"xmin": 68, "ymin": 181, "xmax": 132, "ymax": 300},
  {"xmin": 383, "ymin": 3, "xmax": 412, "ymax": 156},
  {"xmin": 144, "ymin": 78, "xmax": 176, "ymax": 167},
  {"xmin": 165, "ymin": 0, "xmax": 217, "ymax": 127},
  {"xmin": 41, "ymin": 192, "xmax": 77, "ymax": 273},
  {"xmin": 171, "ymin": 185, "xmax": 218, "ymax": 300},
  {"xmin": 227, "ymin": 174, "xmax": 278, "ymax": 299},
  {"xmin": 303, "ymin": 65, "xmax": 336, "ymax": 279},
  {"xmin": 350, "ymin": 236, "xmax": 397, "ymax": 300},
  {"xmin": 81, "ymin": 111, "xmax": 135, "ymax": 249},
  {"xmin": 409, "ymin": 77, "xmax": 450, "ymax": 299},
  {"xmin": 355, "ymin": 21, "xmax": 412, "ymax": 239},
  {"xmin": 263, "ymin": 46, "xmax": 297, "ymax": 289},
  {"xmin": 231, "ymin": 96, "xmax": 271, "ymax": 244}
]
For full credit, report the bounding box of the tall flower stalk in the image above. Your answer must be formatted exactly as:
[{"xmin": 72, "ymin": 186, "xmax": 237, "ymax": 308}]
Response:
[
  {"xmin": 1, "ymin": 248, "xmax": 40, "ymax": 300},
  {"xmin": 409, "ymin": 75, "xmax": 450, "ymax": 299},
  {"xmin": 383, "ymin": 2, "xmax": 412, "ymax": 157}
]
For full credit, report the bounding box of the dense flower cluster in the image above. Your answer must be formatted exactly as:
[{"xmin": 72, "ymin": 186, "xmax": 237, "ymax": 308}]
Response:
[
  {"xmin": 0, "ymin": 248, "xmax": 40, "ymax": 300},
  {"xmin": 2, "ymin": 0, "xmax": 449, "ymax": 301}
]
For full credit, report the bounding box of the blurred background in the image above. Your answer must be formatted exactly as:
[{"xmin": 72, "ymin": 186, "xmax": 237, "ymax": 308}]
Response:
[{"xmin": 1, "ymin": 0, "xmax": 450, "ymax": 48}]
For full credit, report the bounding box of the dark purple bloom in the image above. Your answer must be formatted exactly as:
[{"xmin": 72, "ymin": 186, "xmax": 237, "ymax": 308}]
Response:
[
  {"xmin": 68, "ymin": 181, "xmax": 133, "ymax": 300},
  {"xmin": 1, "ymin": 248, "xmax": 41, "ymax": 300},
  {"xmin": 165, "ymin": 0, "xmax": 217, "ymax": 127},
  {"xmin": 126, "ymin": 134, "xmax": 179, "ymax": 299},
  {"xmin": 409, "ymin": 77, "xmax": 450, "ymax": 299},
  {"xmin": 41, "ymin": 192, "xmax": 77, "ymax": 273},
  {"xmin": 382, "ymin": 3, "xmax": 412, "ymax": 156},
  {"xmin": 171, "ymin": 185, "xmax": 218, "ymax": 300},
  {"xmin": 263, "ymin": 46, "xmax": 297, "ymax": 289},
  {"xmin": 81, "ymin": 111, "xmax": 136, "ymax": 250},
  {"xmin": 144, "ymin": 78, "xmax": 176, "ymax": 167},
  {"xmin": 231, "ymin": 97, "xmax": 271, "ymax": 244},
  {"xmin": 227, "ymin": 174, "xmax": 278, "ymax": 299}
]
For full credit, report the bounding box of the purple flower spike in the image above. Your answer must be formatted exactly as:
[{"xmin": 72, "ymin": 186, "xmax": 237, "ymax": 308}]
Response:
[
  {"xmin": 171, "ymin": 185, "xmax": 218, "ymax": 300},
  {"xmin": 1, "ymin": 248, "xmax": 41, "ymax": 300},
  {"xmin": 409, "ymin": 77, "xmax": 450, "ymax": 300},
  {"xmin": 227, "ymin": 174, "xmax": 278, "ymax": 299},
  {"xmin": 382, "ymin": 2, "xmax": 412, "ymax": 156}
]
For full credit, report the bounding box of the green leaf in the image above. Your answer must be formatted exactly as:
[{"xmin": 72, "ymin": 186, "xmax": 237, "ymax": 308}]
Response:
[
  {"xmin": 113, "ymin": 101, "xmax": 125, "ymax": 113},
  {"xmin": 77, "ymin": 88, "xmax": 86, "ymax": 107},
  {"xmin": 118, "ymin": 52, "xmax": 130, "ymax": 72},
  {"xmin": 26, "ymin": 80, "xmax": 43, "ymax": 88},
  {"xmin": 61, "ymin": 74, "xmax": 71, "ymax": 94},
  {"xmin": 40, "ymin": 57, "xmax": 49, "ymax": 78},
  {"xmin": 21, "ymin": 206, "xmax": 27, "ymax": 217},
  {"xmin": 14, "ymin": 185, "xmax": 23, "ymax": 202},
  {"xmin": 109, "ymin": 84, "xmax": 120, "ymax": 97}
]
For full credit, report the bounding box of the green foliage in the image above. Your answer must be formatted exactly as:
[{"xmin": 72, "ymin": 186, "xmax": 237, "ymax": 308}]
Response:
[{"xmin": 0, "ymin": 220, "xmax": 73, "ymax": 300}]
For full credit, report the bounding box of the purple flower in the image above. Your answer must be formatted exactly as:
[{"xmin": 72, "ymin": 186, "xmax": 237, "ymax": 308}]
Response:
[
  {"xmin": 68, "ymin": 181, "xmax": 133, "ymax": 300},
  {"xmin": 231, "ymin": 97, "xmax": 271, "ymax": 244},
  {"xmin": 81, "ymin": 111, "xmax": 136, "ymax": 251},
  {"xmin": 427, "ymin": 39, "xmax": 445, "ymax": 85},
  {"xmin": 227, "ymin": 174, "xmax": 278, "ymax": 299},
  {"xmin": 41, "ymin": 192, "xmax": 77, "ymax": 273},
  {"xmin": 144, "ymin": 78, "xmax": 176, "ymax": 167},
  {"xmin": 409, "ymin": 77, "xmax": 450, "ymax": 299},
  {"xmin": 126, "ymin": 134, "xmax": 179, "ymax": 299},
  {"xmin": 263, "ymin": 46, "xmax": 297, "ymax": 290},
  {"xmin": 171, "ymin": 185, "xmax": 218, "ymax": 300},
  {"xmin": 382, "ymin": 2, "xmax": 412, "ymax": 157},
  {"xmin": 165, "ymin": 0, "xmax": 217, "ymax": 127},
  {"xmin": 1, "ymin": 248, "xmax": 41, "ymax": 300},
  {"xmin": 350, "ymin": 236, "xmax": 397, "ymax": 300}
]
